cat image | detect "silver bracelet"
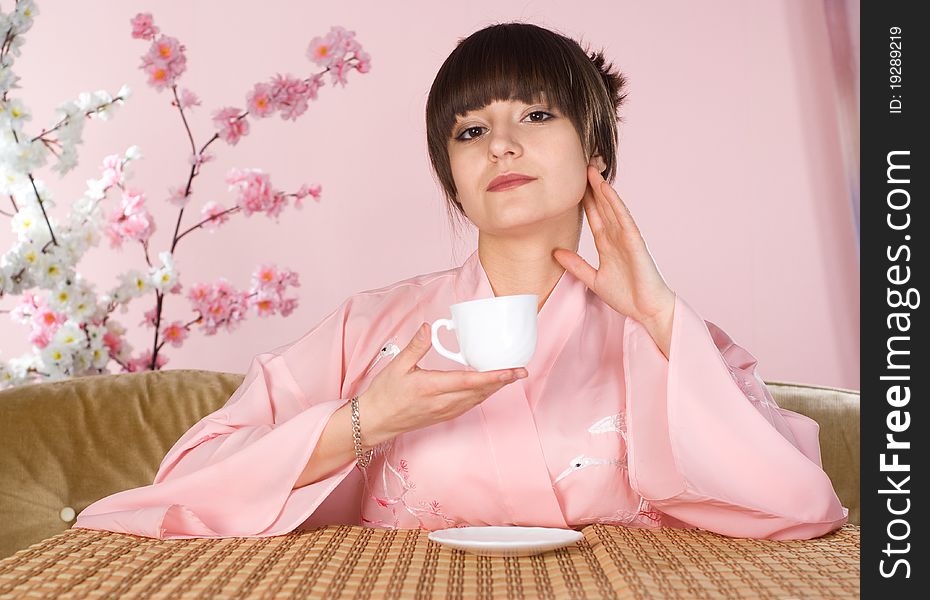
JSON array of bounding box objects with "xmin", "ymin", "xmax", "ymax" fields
[{"xmin": 350, "ymin": 395, "xmax": 373, "ymax": 468}]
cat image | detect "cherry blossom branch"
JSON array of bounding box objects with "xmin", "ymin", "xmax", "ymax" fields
[
  {"xmin": 174, "ymin": 206, "xmax": 241, "ymax": 244},
  {"xmin": 8, "ymin": 128, "xmax": 58, "ymax": 247},
  {"xmin": 149, "ymin": 290, "xmax": 165, "ymax": 370},
  {"xmin": 28, "ymin": 97, "xmax": 128, "ymax": 144},
  {"xmin": 171, "ymin": 85, "xmax": 197, "ymax": 156},
  {"xmin": 140, "ymin": 239, "xmax": 153, "ymax": 268}
]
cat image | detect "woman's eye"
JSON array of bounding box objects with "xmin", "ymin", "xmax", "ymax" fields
[
  {"xmin": 456, "ymin": 126, "xmax": 486, "ymax": 141},
  {"xmin": 526, "ymin": 110, "xmax": 554, "ymax": 123},
  {"xmin": 454, "ymin": 111, "xmax": 554, "ymax": 141}
]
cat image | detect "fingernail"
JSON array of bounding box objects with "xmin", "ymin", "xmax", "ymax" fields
[
  {"xmin": 500, "ymin": 372, "xmax": 515, "ymax": 381},
  {"xmin": 417, "ymin": 323, "xmax": 428, "ymax": 339},
  {"xmin": 515, "ymin": 369, "xmax": 527, "ymax": 378}
]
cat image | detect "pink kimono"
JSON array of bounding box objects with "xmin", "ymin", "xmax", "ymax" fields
[{"xmin": 74, "ymin": 249, "xmax": 849, "ymax": 541}]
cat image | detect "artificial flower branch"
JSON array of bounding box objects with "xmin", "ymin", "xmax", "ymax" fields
[{"xmin": 0, "ymin": 4, "xmax": 370, "ymax": 386}]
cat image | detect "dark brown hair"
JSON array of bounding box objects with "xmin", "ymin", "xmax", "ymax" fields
[{"xmin": 426, "ymin": 22, "xmax": 628, "ymax": 232}]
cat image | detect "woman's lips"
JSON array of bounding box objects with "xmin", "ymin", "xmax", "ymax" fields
[{"xmin": 488, "ymin": 178, "xmax": 536, "ymax": 192}]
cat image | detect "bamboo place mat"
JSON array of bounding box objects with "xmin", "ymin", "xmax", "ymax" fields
[{"xmin": 0, "ymin": 524, "xmax": 859, "ymax": 599}]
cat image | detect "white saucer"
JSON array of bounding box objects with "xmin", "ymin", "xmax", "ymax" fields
[{"xmin": 427, "ymin": 526, "xmax": 584, "ymax": 557}]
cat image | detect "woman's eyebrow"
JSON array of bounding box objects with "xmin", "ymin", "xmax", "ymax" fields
[{"xmin": 458, "ymin": 99, "xmax": 548, "ymax": 119}]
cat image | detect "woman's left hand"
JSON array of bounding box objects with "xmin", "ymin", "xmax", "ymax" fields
[{"xmin": 553, "ymin": 165, "xmax": 676, "ymax": 333}]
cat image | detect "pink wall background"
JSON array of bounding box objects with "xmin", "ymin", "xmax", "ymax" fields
[{"xmin": 0, "ymin": 0, "xmax": 859, "ymax": 390}]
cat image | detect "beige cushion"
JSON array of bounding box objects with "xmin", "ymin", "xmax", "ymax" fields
[
  {"xmin": 0, "ymin": 370, "xmax": 859, "ymax": 559},
  {"xmin": 0, "ymin": 370, "xmax": 243, "ymax": 560},
  {"xmin": 765, "ymin": 380, "xmax": 860, "ymax": 526}
]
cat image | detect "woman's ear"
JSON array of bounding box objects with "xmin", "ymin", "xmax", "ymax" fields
[{"xmin": 589, "ymin": 153, "xmax": 607, "ymax": 172}]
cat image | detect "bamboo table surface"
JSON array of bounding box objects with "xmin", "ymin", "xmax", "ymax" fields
[{"xmin": 0, "ymin": 523, "xmax": 859, "ymax": 599}]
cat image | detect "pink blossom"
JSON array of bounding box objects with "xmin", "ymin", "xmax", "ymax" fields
[
  {"xmin": 253, "ymin": 293, "xmax": 277, "ymax": 317},
  {"xmin": 355, "ymin": 50, "xmax": 372, "ymax": 74},
  {"xmin": 294, "ymin": 183, "xmax": 322, "ymax": 209},
  {"xmin": 139, "ymin": 36, "xmax": 187, "ymax": 91},
  {"xmin": 9, "ymin": 292, "xmax": 36, "ymax": 323},
  {"xmin": 141, "ymin": 62, "xmax": 171, "ymax": 91},
  {"xmin": 125, "ymin": 350, "xmax": 169, "ymax": 372},
  {"xmin": 307, "ymin": 27, "xmax": 350, "ymax": 67},
  {"xmin": 103, "ymin": 331, "xmax": 123, "ymax": 356},
  {"xmin": 100, "ymin": 154, "xmax": 124, "ymax": 187},
  {"xmin": 254, "ymin": 265, "xmax": 278, "ymax": 286},
  {"xmin": 306, "ymin": 35, "xmax": 339, "ymax": 68},
  {"xmin": 106, "ymin": 189, "xmax": 156, "ymax": 248},
  {"xmin": 188, "ymin": 152, "xmax": 215, "ymax": 167},
  {"xmin": 179, "ymin": 88, "xmax": 201, "ymax": 109},
  {"xmin": 212, "ymin": 107, "xmax": 250, "ymax": 145},
  {"xmin": 130, "ymin": 13, "xmax": 159, "ymax": 40},
  {"xmin": 161, "ymin": 321, "xmax": 189, "ymax": 347},
  {"xmin": 246, "ymin": 83, "xmax": 275, "ymax": 118},
  {"xmin": 330, "ymin": 59, "xmax": 352, "ymax": 88},
  {"xmin": 188, "ymin": 283, "xmax": 211, "ymax": 303},
  {"xmin": 247, "ymin": 264, "xmax": 299, "ymax": 318},
  {"xmin": 167, "ymin": 185, "xmax": 189, "ymax": 207},
  {"xmin": 187, "ymin": 279, "xmax": 250, "ymax": 335},
  {"xmin": 226, "ymin": 168, "xmax": 288, "ymax": 218},
  {"xmin": 13, "ymin": 294, "xmax": 68, "ymax": 349},
  {"xmin": 146, "ymin": 37, "xmax": 187, "ymax": 73},
  {"xmin": 267, "ymin": 74, "xmax": 315, "ymax": 121},
  {"xmin": 307, "ymin": 26, "xmax": 369, "ymax": 84},
  {"xmin": 29, "ymin": 329, "xmax": 53, "ymax": 349},
  {"xmin": 200, "ymin": 201, "xmax": 231, "ymax": 230},
  {"xmin": 279, "ymin": 297, "xmax": 297, "ymax": 317},
  {"xmin": 31, "ymin": 308, "xmax": 65, "ymax": 348},
  {"xmin": 122, "ymin": 188, "xmax": 146, "ymax": 214},
  {"xmin": 140, "ymin": 307, "xmax": 158, "ymax": 328}
]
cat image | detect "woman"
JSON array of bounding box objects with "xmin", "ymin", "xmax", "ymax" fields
[{"xmin": 74, "ymin": 22, "xmax": 848, "ymax": 540}]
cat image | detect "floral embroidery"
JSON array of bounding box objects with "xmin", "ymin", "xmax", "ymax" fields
[
  {"xmin": 576, "ymin": 497, "xmax": 663, "ymax": 528},
  {"xmin": 360, "ymin": 441, "xmax": 467, "ymax": 530},
  {"xmin": 636, "ymin": 497, "xmax": 663, "ymax": 523}
]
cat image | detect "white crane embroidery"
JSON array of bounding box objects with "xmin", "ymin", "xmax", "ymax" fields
[
  {"xmin": 364, "ymin": 336, "xmax": 400, "ymax": 376},
  {"xmin": 554, "ymin": 454, "xmax": 626, "ymax": 484},
  {"xmin": 588, "ymin": 412, "xmax": 626, "ymax": 437}
]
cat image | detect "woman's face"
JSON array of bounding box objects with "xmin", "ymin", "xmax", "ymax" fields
[{"xmin": 447, "ymin": 96, "xmax": 605, "ymax": 235}]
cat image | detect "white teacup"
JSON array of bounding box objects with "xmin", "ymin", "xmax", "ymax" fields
[{"xmin": 430, "ymin": 294, "xmax": 538, "ymax": 372}]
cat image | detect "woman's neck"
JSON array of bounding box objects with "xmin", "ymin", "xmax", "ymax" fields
[{"xmin": 477, "ymin": 230, "xmax": 580, "ymax": 313}]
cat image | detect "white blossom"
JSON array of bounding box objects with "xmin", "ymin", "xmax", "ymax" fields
[
  {"xmin": 125, "ymin": 145, "xmax": 143, "ymax": 161},
  {"xmin": 150, "ymin": 251, "xmax": 179, "ymax": 292},
  {"xmin": 10, "ymin": 206, "xmax": 46, "ymax": 241},
  {"xmin": 118, "ymin": 269, "xmax": 153, "ymax": 299},
  {"xmin": 1, "ymin": 98, "xmax": 31, "ymax": 133},
  {"xmin": 39, "ymin": 342, "xmax": 72, "ymax": 374}
]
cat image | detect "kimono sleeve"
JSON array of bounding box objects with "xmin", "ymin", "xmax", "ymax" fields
[
  {"xmin": 73, "ymin": 298, "xmax": 362, "ymax": 540},
  {"xmin": 622, "ymin": 293, "xmax": 849, "ymax": 540}
]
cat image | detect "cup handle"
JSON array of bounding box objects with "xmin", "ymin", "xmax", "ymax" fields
[{"xmin": 431, "ymin": 319, "xmax": 469, "ymax": 367}]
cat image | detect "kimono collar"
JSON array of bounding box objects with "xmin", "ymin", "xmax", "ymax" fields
[{"xmin": 453, "ymin": 249, "xmax": 589, "ymax": 386}]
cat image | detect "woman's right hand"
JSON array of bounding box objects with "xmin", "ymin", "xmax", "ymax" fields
[{"xmin": 358, "ymin": 322, "xmax": 528, "ymax": 446}]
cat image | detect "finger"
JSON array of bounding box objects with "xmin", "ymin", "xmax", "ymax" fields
[
  {"xmin": 602, "ymin": 183, "xmax": 640, "ymax": 232},
  {"xmin": 423, "ymin": 366, "xmax": 527, "ymax": 394},
  {"xmin": 589, "ymin": 166, "xmax": 637, "ymax": 231},
  {"xmin": 581, "ymin": 181, "xmax": 606, "ymax": 235},
  {"xmin": 553, "ymin": 248, "xmax": 597, "ymax": 291},
  {"xmin": 394, "ymin": 322, "xmax": 433, "ymax": 372},
  {"xmin": 436, "ymin": 380, "xmax": 514, "ymax": 407}
]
